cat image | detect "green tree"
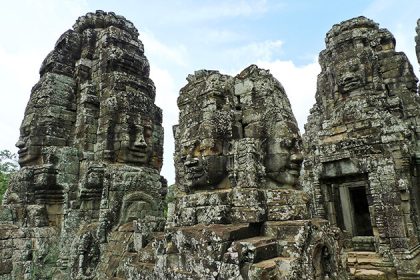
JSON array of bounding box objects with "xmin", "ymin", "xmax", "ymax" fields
[{"xmin": 0, "ymin": 149, "xmax": 18, "ymax": 204}]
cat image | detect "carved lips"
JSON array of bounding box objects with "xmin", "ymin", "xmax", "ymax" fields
[
  {"xmin": 129, "ymin": 147, "xmax": 148, "ymax": 161},
  {"xmin": 184, "ymin": 159, "xmax": 205, "ymax": 180},
  {"xmin": 339, "ymin": 73, "xmax": 361, "ymax": 93}
]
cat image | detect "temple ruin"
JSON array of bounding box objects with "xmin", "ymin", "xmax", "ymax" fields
[
  {"xmin": 157, "ymin": 65, "xmax": 345, "ymax": 279},
  {"xmin": 0, "ymin": 11, "xmax": 420, "ymax": 280},
  {"xmin": 304, "ymin": 16, "xmax": 420, "ymax": 278}
]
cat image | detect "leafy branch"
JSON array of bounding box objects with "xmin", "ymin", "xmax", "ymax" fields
[{"xmin": 0, "ymin": 149, "xmax": 19, "ymax": 204}]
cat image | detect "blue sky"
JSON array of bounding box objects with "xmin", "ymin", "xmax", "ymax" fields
[{"xmin": 1, "ymin": 0, "xmax": 420, "ymax": 183}]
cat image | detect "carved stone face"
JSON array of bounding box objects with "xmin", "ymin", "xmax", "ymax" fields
[
  {"xmin": 15, "ymin": 73, "xmax": 76, "ymax": 167},
  {"xmin": 336, "ymin": 59, "xmax": 365, "ymax": 94},
  {"xmin": 175, "ymin": 71, "xmax": 233, "ymax": 190},
  {"xmin": 181, "ymin": 140, "xmax": 227, "ymax": 188},
  {"xmin": 125, "ymin": 200, "xmax": 150, "ymax": 221},
  {"xmin": 85, "ymin": 166, "xmax": 104, "ymax": 189},
  {"xmin": 16, "ymin": 115, "xmax": 42, "ymax": 166},
  {"xmin": 116, "ymin": 123, "xmax": 153, "ymax": 165},
  {"xmin": 265, "ymin": 135, "xmax": 303, "ymax": 186}
]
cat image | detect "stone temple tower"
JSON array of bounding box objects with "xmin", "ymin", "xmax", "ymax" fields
[
  {"xmin": 0, "ymin": 11, "xmax": 165, "ymax": 279},
  {"xmin": 303, "ymin": 16, "xmax": 420, "ymax": 278},
  {"xmin": 155, "ymin": 65, "xmax": 347, "ymax": 279}
]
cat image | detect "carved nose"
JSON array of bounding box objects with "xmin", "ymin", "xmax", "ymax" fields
[
  {"xmin": 290, "ymin": 152, "xmax": 303, "ymax": 163},
  {"xmin": 15, "ymin": 139, "xmax": 25, "ymax": 148},
  {"xmin": 134, "ymin": 133, "xmax": 147, "ymax": 148}
]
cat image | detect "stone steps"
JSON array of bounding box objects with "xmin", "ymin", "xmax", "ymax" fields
[
  {"xmin": 398, "ymin": 273, "xmax": 420, "ymax": 280},
  {"xmin": 346, "ymin": 251, "xmax": 398, "ymax": 279},
  {"xmin": 248, "ymin": 240, "xmax": 278, "ymax": 263},
  {"xmin": 125, "ymin": 259, "xmax": 155, "ymax": 273},
  {"xmin": 249, "ymin": 256, "xmax": 295, "ymax": 279},
  {"xmin": 264, "ymin": 220, "xmax": 309, "ymax": 240},
  {"xmin": 167, "ymin": 269, "xmax": 202, "ymax": 279},
  {"xmin": 350, "ymin": 269, "xmax": 391, "ymax": 280},
  {"xmin": 264, "ymin": 220, "xmax": 310, "ymax": 258},
  {"xmin": 346, "ymin": 251, "xmax": 394, "ymax": 267},
  {"xmin": 165, "ymin": 222, "xmax": 304, "ymax": 278},
  {"xmin": 229, "ymin": 236, "xmax": 279, "ymax": 263},
  {"xmin": 238, "ymin": 235, "xmax": 276, "ymax": 245},
  {"xmin": 177, "ymin": 223, "xmax": 261, "ymax": 241}
]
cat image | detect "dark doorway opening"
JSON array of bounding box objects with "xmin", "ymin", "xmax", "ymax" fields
[{"xmin": 349, "ymin": 186, "xmax": 373, "ymax": 236}]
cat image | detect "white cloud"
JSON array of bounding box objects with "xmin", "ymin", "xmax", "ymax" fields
[
  {"xmin": 393, "ymin": 25, "xmax": 419, "ymax": 71},
  {"xmin": 256, "ymin": 59, "xmax": 320, "ymax": 132},
  {"xmin": 363, "ymin": 0, "xmax": 420, "ymax": 71},
  {"xmin": 142, "ymin": 30, "xmax": 189, "ymax": 67},
  {"xmin": 0, "ymin": 0, "xmax": 88, "ymax": 155},
  {"xmin": 141, "ymin": 30, "xmax": 192, "ymax": 184},
  {"xmin": 0, "ymin": 48, "xmax": 45, "ymax": 154},
  {"xmin": 226, "ymin": 40, "xmax": 284, "ymax": 62},
  {"xmin": 221, "ymin": 37, "xmax": 319, "ymax": 133}
]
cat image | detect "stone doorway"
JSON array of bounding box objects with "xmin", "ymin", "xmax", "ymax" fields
[
  {"xmin": 323, "ymin": 178, "xmax": 375, "ymax": 250},
  {"xmin": 324, "ymin": 180, "xmax": 373, "ymax": 237},
  {"xmin": 348, "ymin": 185, "xmax": 373, "ymax": 236}
]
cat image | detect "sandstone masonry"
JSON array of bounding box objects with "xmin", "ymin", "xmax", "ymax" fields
[{"xmin": 0, "ymin": 11, "xmax": 420, "ymax": 280}]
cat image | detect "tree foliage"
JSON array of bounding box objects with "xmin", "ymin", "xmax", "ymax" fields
[{"xmin": 0, "ymin": 149, "xmax": 18, "ymax": 204}]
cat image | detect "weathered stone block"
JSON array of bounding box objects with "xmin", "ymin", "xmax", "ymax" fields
[
  {"xmin": 267, "ymin": 204, "xmax": 308, "ymax": 221},
  {"xmin": 196, "ymin": 205, "xmax": 231, "ymax": 224},
  {"xmin": 0, "ymin": 260, "xmax": 13, "ymax": 275},
  {"xmin": 0, "ymin": 248, "xmax": 12, "ymax": 259},
  {"xmin": 0, "ymin": 207, "xmax": 13, "ymax": 223},
  {"xmin": 231, "ymin": 188, "xmax": 265, "ymax": 207},
  {"xmin": 0, "ymin": 225, "xmax": 25, "ymax": 240},
  {"xmin": 230, "ymin": 206, "xmax": 266, "ymax": 223}
]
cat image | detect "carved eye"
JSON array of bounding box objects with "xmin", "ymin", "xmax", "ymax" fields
[
  {"xmin": 295, "ymin": 139, "xmax": 303, "ymax": 149},
  {"xmin": 21, "ymin": 126, "xmax": 30, "ymax": 137},
  {"xmin": 290, "ymin": 138, "xmax": 297, "ymax": 147},
  {"xmin": 349, "ymin": 63, "xmax": 359, "ymax": 72},
  {"xmin": 282, "ymin": 139, "xmax": 292, "ymax": 148},
  {"xmin": 181, "ymin": 146, "xmax": 190, "ymax": 160},
  {"xmin": 193, "ymin": 146, "xmax": 202, "ymax": 157},
  {"xmin": 144, "ymin": 126, "xmax": 153, "ymax": 138}
]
